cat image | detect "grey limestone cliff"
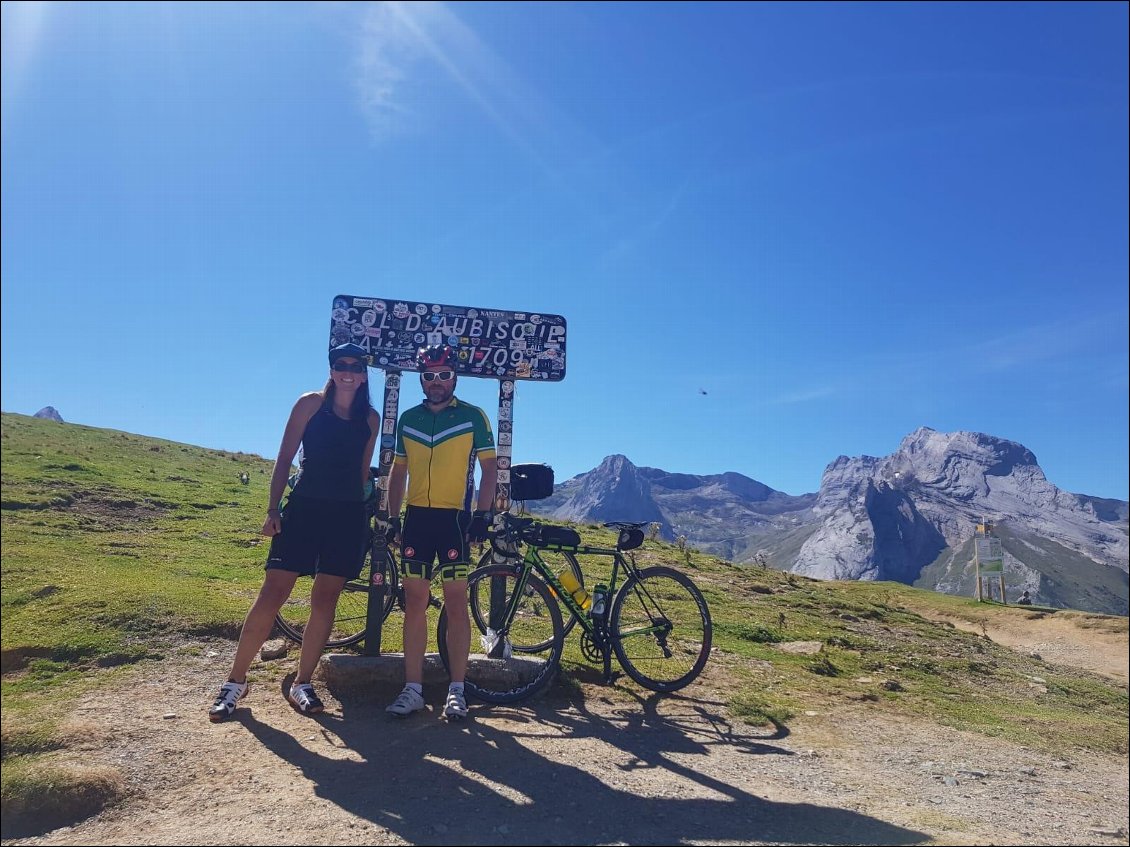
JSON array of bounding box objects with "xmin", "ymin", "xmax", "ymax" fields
[
  {"xmin": 791, "ymin": 427, "xmax": 1128, "ymax": 613},
  {"xmin": 525, "ymin": 428, "xmax": 1127, "ymax": 614}
]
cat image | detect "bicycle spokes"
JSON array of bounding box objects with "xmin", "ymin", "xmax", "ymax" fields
[{"xmin": 610, "ymin": 566, "xmax": 712, "ymax": 692}]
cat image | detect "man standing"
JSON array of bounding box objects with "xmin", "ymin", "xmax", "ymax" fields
[{"xmin": 384, "ymin": 345, "xmax": 497, "ymax": 720}]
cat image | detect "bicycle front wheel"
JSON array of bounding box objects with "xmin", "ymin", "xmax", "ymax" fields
[
  {"xmin": 274, "ymin": 548, "xmax": 396, "ymax": 649},
  {"xmin": 610, "ymin": 565, "xmax": 712, "ymax": 692},
  {"xmin": 437, "ymin": 564, "xmax": 564, "ymax": 703},
  {"xmin": 470, "ymin": 548, "xmax": 580, "ymax": 651}
]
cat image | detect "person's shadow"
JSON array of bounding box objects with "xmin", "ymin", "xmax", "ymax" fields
[{"xmin": 237, "ymin": 679, "xmax": 927, "ymax": 846}]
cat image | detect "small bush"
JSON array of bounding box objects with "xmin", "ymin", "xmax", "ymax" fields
[{"xmin": 807, "ymin": 655, "xmax": 841, "ymax": 677}]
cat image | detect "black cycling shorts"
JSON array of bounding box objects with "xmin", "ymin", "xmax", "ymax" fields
[
  {"xmin": 400, "ymin": 506, "xmax": 470, "ymax": 583},
  {"xmin": 266, "ymin": 495, "xmax": 368, "ymax": 580}
]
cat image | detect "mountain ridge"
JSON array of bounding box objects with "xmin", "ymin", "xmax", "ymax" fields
[{"xmin": 530, "ymin": 427, "xmax": 1128, "ymax": 614}]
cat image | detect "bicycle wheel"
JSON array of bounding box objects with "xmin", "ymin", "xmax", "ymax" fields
[
  {"xmin": 609, "ymin": 565, "xmax": 712, "ymax": 692},
  {"xmin": 469, "ymin": 548, "xmax": 580, "ymax": 650},
  {"xmin": 437, "ymin": 563, "xmax": 564, "ymax": 703},
  {"xmin": 274, "ymin": 548, "xmax": 397, "ymax": 649}
]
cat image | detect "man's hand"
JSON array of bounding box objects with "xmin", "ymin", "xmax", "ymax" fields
[
  {"xmin": 376, "ymin": 515, "xmax": 401, "ymax": 543},
  {"xmin": 467, "ymin": 509, "xmax": 493, "ymax": 543}
]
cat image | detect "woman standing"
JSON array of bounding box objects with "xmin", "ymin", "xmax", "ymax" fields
[{"xmin": 209, "ymin": 343, "xmax": 380, "ymax": 720}]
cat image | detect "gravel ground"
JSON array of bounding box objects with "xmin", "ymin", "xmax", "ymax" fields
[{"xmin": 3, "ymin": 618, "xmax": 1128, "ymax": 847}]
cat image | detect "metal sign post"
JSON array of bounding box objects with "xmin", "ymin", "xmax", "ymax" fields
[
  {"xmin": 363, "ymin": 369, "xmax": 402, "ymax": 655},
  {"xmin": 494, "ymin": 379, "xmax": 515, "ymax": 511},
  {"xmin": 487, "ymin": 379, "xmax": 517, "ymax": 653},
  {"xmin": 329, "ymin": 295, "xmax": 566, "ymax": 657}
]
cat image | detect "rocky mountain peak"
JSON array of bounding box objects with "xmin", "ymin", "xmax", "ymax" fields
[
  {"xmin": 33, "ymin": 406, "xmax": 64, "ymax": 422},
  {"xmin": 535, "ymin": 456, "xmax": 815, "ymax": 556},
  {"xmin": 548, "ymin": 454, "xmax": 665, "ymax": 527},
  {"xmin": 892, "ymin": 428, "xmax": 1042, "ymax": 489},
  {"xmin": 794, "ymin": 428, "xmax": 1127, "ymax": 612}
]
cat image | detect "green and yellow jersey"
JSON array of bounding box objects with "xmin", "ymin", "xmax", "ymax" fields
[{"xmin": 394, "ymin": 398, "xmax": 496, "ymax": 510}]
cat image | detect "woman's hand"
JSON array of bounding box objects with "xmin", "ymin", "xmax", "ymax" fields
[{"xmin": 262, "ymin": 509, "xmax": 282, "ymax": 537}]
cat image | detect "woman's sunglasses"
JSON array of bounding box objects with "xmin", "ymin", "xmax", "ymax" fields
[
  {"xmin": 422, "ymin": 370, "xmax": 455, "ymax": 382},
  {"xmin": 332, "ymin": 361, "xmax": 366, "ymax": 374}
]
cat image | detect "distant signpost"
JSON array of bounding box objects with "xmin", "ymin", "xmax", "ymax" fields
[
  {"xmin": 973, "ymin": 519, "xmax": 1006, "ymax": 602},
  {"xmin": 329, "ymin": 294, "xmax": 567, "ymax": 654}
]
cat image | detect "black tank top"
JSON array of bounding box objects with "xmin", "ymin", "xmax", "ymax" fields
[{"xmin": 291, "ymin": 402, "xmax": 373, "ymax": 502}]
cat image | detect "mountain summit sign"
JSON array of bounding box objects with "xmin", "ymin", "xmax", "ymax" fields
[{"xmin": 330, "ymin": 294, "xmax": 566, "ymax": 382}]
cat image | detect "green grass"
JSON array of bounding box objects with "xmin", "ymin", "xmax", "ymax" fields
[
  {"xmin": 0, "ymin": 755, "xmax": 126, "ymax": 838},
  {"xmin": 2, "ymin": 410, "xmax": 1128, "ymax": 831}
]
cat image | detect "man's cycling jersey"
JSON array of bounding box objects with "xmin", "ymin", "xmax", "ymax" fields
[{"xmin": 394, "ymin": 398, "xmax": 496, "ymax": 511}]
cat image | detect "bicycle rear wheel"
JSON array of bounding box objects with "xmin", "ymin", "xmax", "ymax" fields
[
  {"xmin": 469, "ymin": 548, "xmax": 580, "ymax": 651},
  {"xmin": 437, "ymin": 563, "xmax": 564, "ymax": 703},
  {"xmin": 609, "ymin": 565, "xmax": 712, "ymax": 692},
  {"xmin": 274, "ymin": 548, "xmax": 396, "ymax": 649}
]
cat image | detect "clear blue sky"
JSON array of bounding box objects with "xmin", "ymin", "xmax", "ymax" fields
[{"xmin": 3, "ymin": 2, "xmax": 1127, "ymax": 500}]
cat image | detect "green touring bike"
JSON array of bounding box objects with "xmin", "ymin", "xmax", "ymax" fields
[{"xmin": 436, "ymin": 513, "xmax": 713, "ymax": 703}]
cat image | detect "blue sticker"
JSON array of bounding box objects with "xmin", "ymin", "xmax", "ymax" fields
[
  {"xmin": 381, "ymin": 435, "xmax": 395, "ymax": 448},
  {"xmin": 447, "ymin": 335, "xmax": 459, "ymax": 346}
]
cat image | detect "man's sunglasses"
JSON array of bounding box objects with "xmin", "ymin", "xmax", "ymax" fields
[
  {"xmin": 332, "ymin": 361, "xmax": 366, "ymax": 374},
  {"xmin": 422, "ymin": 370, "xmax": 455, "ymax": 382}
]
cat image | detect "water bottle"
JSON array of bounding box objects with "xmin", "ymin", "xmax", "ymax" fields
[
  {"xmin": 557, "ymin": 568, "xmax": 591, "ymax": 610},
  {"xmin": 590, "ymin": 584, "xmax": 609, "ymax": 618}
]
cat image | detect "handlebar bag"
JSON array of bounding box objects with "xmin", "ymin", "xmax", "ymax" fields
[{"xmin": 510, "ymin": 463, "xmax": 555, "ymax": 501}]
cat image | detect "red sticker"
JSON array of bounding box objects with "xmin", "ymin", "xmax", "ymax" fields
[
  {"xmin": 404, "ymin": 546, "xmax": 415, "ymax": 558},
  {"xmin": 447, "ymin": 548, "xmax": 459, "ymax": 560}
]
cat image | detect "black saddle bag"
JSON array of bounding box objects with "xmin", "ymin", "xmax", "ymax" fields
[
  {"xmin": 617, "ymin": 528, "xmax": 646, "ymax": 550},
  {"xmin": 510, "ymin": 463, "xmax": 555, "ymax": 501}
]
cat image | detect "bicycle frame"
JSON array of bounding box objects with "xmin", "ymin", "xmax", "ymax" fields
[{"xmin": 488, "ymin": 539, "xmax": 643, "ymax": 680}]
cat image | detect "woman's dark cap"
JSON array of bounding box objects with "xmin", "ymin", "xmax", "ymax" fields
[{"xmin": 329, "ymin": 343, "xmax": 369, "ymax": 364}]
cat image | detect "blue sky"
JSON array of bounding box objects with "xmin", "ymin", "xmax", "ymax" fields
[{"xmin": 3, "ymin": 1, "xmax": 1127, "ymax": 500}]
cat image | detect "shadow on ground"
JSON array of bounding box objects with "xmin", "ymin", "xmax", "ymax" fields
[{"xmin": 234, "ymin": 678, "xmax": 928, "ymax": 846}]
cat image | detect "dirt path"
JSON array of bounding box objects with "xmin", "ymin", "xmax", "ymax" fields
[
  {"xmin": 911, "ymin": 607, "xmax": 1129, "ymax": 686},
  {"xmin": 4, "ymin": 616, "xmax": 1128, "ymax": 847}
]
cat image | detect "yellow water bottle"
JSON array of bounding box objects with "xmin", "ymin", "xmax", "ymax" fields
[{"xmin": 557, "ymin": 568, "xmax": 591, "ymax": 610}]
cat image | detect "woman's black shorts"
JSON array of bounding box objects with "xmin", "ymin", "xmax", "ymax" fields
[{"xmin": 266, "ymin": 495, "xmax": 368, "ymax": 580}]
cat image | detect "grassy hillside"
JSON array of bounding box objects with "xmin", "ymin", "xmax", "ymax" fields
[
  {"xmin": 2, "ymin": 411, "xmax": 1127, "ymax": 830},
  {"xmin": 2, "ymin": 413, "xmax": 275, "ymax": 679}
]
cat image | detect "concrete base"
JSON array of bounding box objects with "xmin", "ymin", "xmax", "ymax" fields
[
  {"xmin": 318, "ymin": 652, "xmax": 554, "ymax": 695},
  {"xmin": 318, "ymin": 652, "xmax": 446, "ymax": 692}
]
